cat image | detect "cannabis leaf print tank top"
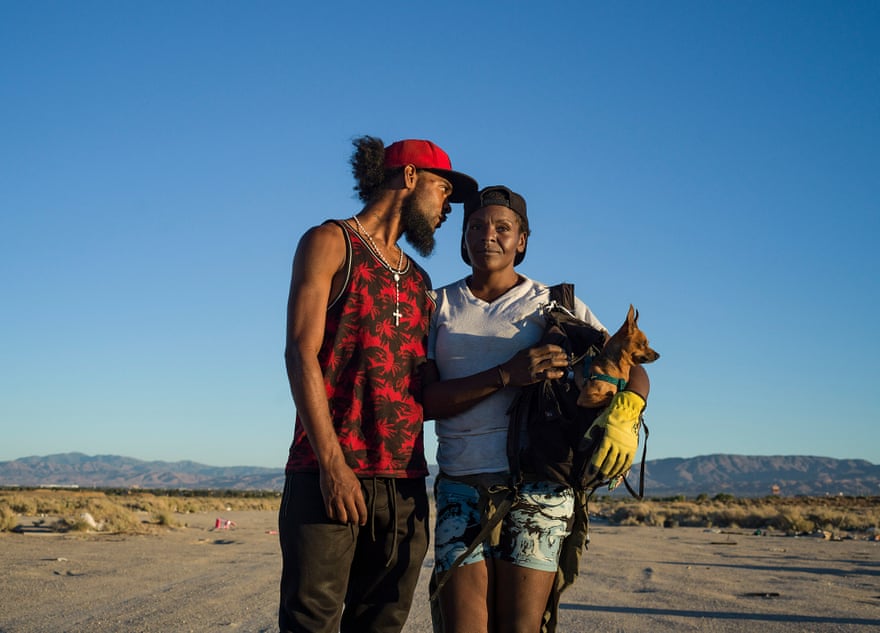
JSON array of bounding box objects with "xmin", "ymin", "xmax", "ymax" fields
[{"xmin": 285, "ymin": 220, "xmax": 432, "ymax": 477}]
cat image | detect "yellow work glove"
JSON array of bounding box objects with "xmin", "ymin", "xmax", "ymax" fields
[{"xmin": 583, "ymin": 390, "xmax": 645, "ymax": 481}]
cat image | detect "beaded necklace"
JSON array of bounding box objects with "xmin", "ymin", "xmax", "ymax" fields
[{"xmin": 352, "ymin": 216, "xmax": 406, "ymax": 326}]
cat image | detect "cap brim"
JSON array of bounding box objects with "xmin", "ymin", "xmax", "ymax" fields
[{"xmin": 425, "ymin": 169, "xmax": 479, "ymax": 203}]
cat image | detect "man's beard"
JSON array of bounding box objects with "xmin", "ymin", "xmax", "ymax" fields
[{"xmin": 400, "ymin": 189, "xmax": 437, "ymax": 257}]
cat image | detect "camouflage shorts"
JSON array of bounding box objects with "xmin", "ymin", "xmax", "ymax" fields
[{"xmin": 434, "ymin": 477, "xmax": 575, "ymax": 573}]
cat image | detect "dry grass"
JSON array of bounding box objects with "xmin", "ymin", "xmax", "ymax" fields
[
  {"xmin": 589, "ymin": 494, "xmax": 880, "ymax": 536},
  {"xmin": 0, "ymin": 488, "xmax": 281, "ymax": 534},
  {"xmin": 3, "ymin": 488, "xmax": 878, "ymax": 537},
  {"xmin": 0, "ymin": 503, "xmax": 19, "ymax": 532}
]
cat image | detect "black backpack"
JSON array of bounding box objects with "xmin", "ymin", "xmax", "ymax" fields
[{"xmin": 507, "ymin": 283, "xmax": 648, "ymax": 496}]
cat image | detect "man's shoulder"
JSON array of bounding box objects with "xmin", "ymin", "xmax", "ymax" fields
[
  {"xmin": 291, "ymin": 221, "xmax": 352, "ymax": 274},
  {"xmin": 297, "ymin": 219, "xmax": 348, "ymax": 246},
  {"xmin": 308, "ymin": 218, "xmax": 348, "ymax": 236}
]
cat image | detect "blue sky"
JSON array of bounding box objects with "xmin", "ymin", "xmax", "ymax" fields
[{"xmin": 2, "ymin": 1, "xmax": 878, "ymax": 469}]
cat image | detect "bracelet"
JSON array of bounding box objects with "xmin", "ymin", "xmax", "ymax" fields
[{"xmin": 495, "ymin": 365, "xmax": 508, "ymax": 389}]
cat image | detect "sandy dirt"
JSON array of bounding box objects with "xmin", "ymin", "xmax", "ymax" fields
[{"xmin": 1, "ymin": 511, "xmax": 878, "ymax": 632}]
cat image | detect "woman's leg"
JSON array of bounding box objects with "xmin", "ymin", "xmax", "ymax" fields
[
  {"xmin": 494, "ymin": 481, "xmax": 575, "ymax": 633},
  {"xmin": 439, "ymin": 559, "xmax": 494, "ymax": 633},
  {"xmin": 494, "ymin": 560, "xmax": 555, "ymax": 633},
  {"xmin": 433, "ymin": 477, "xmax": 497, "ymax": 633}
]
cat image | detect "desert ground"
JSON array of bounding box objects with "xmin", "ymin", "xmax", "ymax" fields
[{"xmin": 1, "ymin": 510, "xmax": 878, "ymax": 633}]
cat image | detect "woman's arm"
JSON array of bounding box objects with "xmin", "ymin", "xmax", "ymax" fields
[
  {"xmin": 625, "ymin": 364, "xmax": 650, "ymax": 401},
  {"xmin": 422, "ymin": 344, "xmax": 570, "ymax": 419}
]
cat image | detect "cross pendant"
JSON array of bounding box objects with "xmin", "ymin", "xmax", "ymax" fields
[{"xmin": 393, "ymin": 309, "xmax": 402, "ymax": 326}]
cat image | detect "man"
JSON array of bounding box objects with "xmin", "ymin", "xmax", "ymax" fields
[{"xmin": 279, "ymin": 136, "xmax": 478, "ymax": 633}]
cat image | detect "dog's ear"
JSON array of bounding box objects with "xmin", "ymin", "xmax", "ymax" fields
[{"xmin": 626, "ymin": 304, "xmax": 638, "ymax": 327}]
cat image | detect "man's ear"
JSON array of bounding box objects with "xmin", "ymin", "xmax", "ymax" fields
[{"xmin": 403, "ymin": 164, "xmax": 418, "ymax": 190}]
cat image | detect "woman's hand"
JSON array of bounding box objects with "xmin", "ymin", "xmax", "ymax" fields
[{"xmin": 500, "ymin": 344, "xmax": 570, "ymax": 387}]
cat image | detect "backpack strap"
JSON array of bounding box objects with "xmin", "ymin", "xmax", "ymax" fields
[
  {"xmin": 549, "ymin": 282, "xmax": 575, "ymax": 311},
  {"xmin": 619, "ymin": 418, "xmax": 649, "ymax": 499},
  {"xmin": 506, "ymin": 282, "xmax": 576, "ymax": 489}
]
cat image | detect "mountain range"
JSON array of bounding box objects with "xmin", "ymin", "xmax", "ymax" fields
[
  {"xmin": 1, "ymin": 453, "xmax": 878, "ymax": 497},
  {"xmin": 628, "ymin": 454, "xmax": 880, "ymax": 497}
]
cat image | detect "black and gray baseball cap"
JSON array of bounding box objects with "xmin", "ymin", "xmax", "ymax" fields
[{"xmin": 461, "ymin": 185, "xmax": 530, "ymax": 265}]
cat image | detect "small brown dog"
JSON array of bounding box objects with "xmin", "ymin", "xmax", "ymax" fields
[{"xmin": 576, "ymin": 305, "xmax": 660, "ymax": 408}]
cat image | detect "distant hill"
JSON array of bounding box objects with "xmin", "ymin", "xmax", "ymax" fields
[
  {"xmin": 1, "ymin": 453, "xmax": 878, "ymax": 497},
  {"xmin": 629, "ymin": 454, "xmax": 880, "ymax": 497},
  {"xmin": 0, "ymin": 453, "xmax": 285, "ymax": 491}
]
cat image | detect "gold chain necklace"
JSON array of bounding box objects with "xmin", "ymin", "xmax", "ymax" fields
[{"xmin": 351, "ymin": 216, "xmax": 405, "ymax": 326}]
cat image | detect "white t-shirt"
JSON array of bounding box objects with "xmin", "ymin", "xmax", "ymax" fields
[{"xmin": 427, "ymin": 276, "xmax": 605, "ymax": 476}]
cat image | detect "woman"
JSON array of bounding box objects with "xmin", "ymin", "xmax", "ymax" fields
[{"xmin": 422, "ymin": 185, "xmax": 649, "ymax": 633}]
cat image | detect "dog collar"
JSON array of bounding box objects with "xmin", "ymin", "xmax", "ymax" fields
[{"xmin": 589, "ymin": 373, "xmax": 627, "ymax": 391}]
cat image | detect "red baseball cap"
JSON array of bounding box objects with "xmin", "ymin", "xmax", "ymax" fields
[{"xmin": 384, "ymin": 139, "xmax": 478, "ymax": 203}]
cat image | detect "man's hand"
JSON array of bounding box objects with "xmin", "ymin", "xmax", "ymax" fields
[
  {"xmin": 319, "ymin": 457, "xmax": 367, "ymax": 525},
  {"xmin": 582, "ymin": 390, "xmax": 645, "ymax": 481}
]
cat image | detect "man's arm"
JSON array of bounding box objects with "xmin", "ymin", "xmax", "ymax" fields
[{"xmin": 285, "ymin": 223, "xmax": 367, "ymax": 525}]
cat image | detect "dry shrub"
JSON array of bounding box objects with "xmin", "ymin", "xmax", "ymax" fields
[
  {"xmin": 0, "ymin": 504, "xmax": 20, "ymax": 531},
  {"xmin": 60, "ymin": 495, "xmax": 145, "ymax": 533},
  {"xmin": 153, "ymin": 511, "xmax": 178, "ymax": 527},
  {"xmin": 0, "ymin": 489, "xmax": 281, "ymax": 533},
  {"xmin": 0, "ymin": 491, "xmax": 144, "ymax": 533},
  {"xmin": 776, "ymin": 508, "xmax": 815, "ymax": 534},
  {"xmin": 610, "ymin": 502, "xmax": 667, "ymax": 526},
  {"xmin": 833, "ymin": 510, "xmax": 871, "ymax": 532},
  {"xmin": 3, "ymin": 494, "xmax": 37, "ymax": 515},
  {"xmin": 590, "ymin": 495, "xmax": 879, "ymax": 535},
  {"xmin": 121, "ymin": 492, "xmax": 279, "ymax": 514}
]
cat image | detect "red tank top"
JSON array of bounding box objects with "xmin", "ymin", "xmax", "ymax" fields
[{"xmin": 285, "ymin": 220, "xmax": 432, "ymax": 477}]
